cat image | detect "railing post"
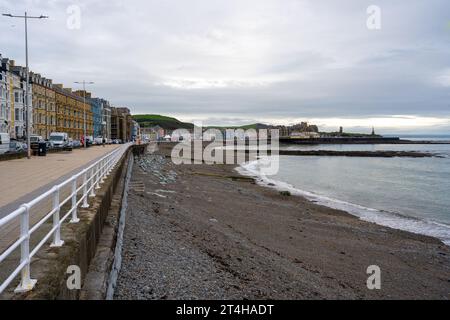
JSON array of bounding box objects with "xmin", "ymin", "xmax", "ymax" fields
[
  {"xmin": 109, "ymin": 152, "xmax": 115, "ymax": 173},
  {"xmin": 100, "ymin": 158, "xmax": 106, "ymax": 183},
  {"xmin": 109, "ymin": 158, "xmax": 114, "ymax": 173},
  {"xmin": 70, "ymin": 178, "xmax": 80, "ymax": 223},
  {"xmin": 89, "ymin": 167, "xmax": 96, "ymax": 197},
  {"xmin": 14, "ymin": 204, "xmax": 37, "ymax": 293},
  {"xmin": 104, "ymin": 157, "xmax": 109, "ymax": 174},
  {"xmin": 50, "ymin": 186, "xmax": 64, "ymax": 247},
  {"xmin": 81, "ymin": 169, "xmax": 89, "ymax": 208},
  {"xmin": 105, "ymin": 157, "xmax": 110, "ymax": 176},
  {"xmin": 107, "ymin": 156, "xmax": 113, "ymax": 174},
  {"xmin": 95, "ymin": 163, "xmax": 101, "ymax": 189}
]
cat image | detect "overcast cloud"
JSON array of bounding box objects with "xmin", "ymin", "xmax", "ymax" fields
[{"xmin": 1, "ymin": 0, "xmax": 449, "ymax": 133}]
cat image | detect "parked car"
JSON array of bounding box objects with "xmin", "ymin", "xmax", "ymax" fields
[
  {"xmin": 72, "ymin": 140, "xmax": 82, "ymax": 148},
  {"xmin": 0, "ymin": 133, "xmax": 11, "ymax": 155},
  {"xmin": 94, "ymin": 137, "xmax": 104, "ymax": 145},
  {"xmin": 9, "ymin": 141, "xmax": 27, "ymax": 153},
  {"xmin": 86, "ymin": 136, "xmax": 93, "ymax": 147},
  {"xmin": 49, "ymin": 132, "xmax": 70, "ymax": 149},
  {"xmin": 29, "ymin": 135, "xmax": 43, "ymax": 151}
]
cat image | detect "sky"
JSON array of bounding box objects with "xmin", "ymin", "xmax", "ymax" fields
[{"xmin": 0, "ymin": 0, "xmax": 449, "ymax": 134}]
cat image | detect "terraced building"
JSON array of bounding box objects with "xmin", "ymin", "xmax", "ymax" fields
[{"xmin": 54, "ymin": 85, "xmax": 93, "ymax": 140}]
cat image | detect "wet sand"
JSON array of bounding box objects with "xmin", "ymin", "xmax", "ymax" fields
[{"xmin": 115, "ymin": 144, "xmax": 450, "ymax": 300}]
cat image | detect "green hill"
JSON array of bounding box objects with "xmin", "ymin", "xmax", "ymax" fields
[
  {"xmin": 133, "ymin": 114, "xmax": 270, "ymax": 131},
  {"xmin": 132, "ymin": 114, "xmax": 194, "ymax": 130},
  {"xmin": 206, "ymin": 123, "xmax": 270, "ymax": 130}
]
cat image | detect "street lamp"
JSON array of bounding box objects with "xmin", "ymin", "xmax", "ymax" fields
[
  {"xmin": 2, "ymin": 12, "xmax": 48, "ymax": 159},
  {"xmin": 74, "ymin": 81, "xmax": 94, "ymax": 148}
]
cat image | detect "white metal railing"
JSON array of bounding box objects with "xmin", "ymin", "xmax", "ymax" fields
[{"xmin": 0, "ymin": 143, "xmax": 131, "ymax": 294}]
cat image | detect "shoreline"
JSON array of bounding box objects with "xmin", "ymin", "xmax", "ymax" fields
[
  {"xmin": 115, "ymin": 144, "xmax": 450, "ymax": 299},
  {"xmin": 236, "ymin": 160, "xmax": 450, "ymax": 246},
  {"xmin": 279, "ymin": 138, "xmax": 450, "ymax": 145},
  {"xmin": 260, "ymin": 149, "xmax": 438, "ymax": 157},
  {"xmin": 161, "ymin": 141, "xmax": 450, "ymax": 245}
]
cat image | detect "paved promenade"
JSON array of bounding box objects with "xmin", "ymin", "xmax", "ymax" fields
[
  {"xmin": 0, "ymin": 144, "xmax": 125, "ymax": 292},
  {"xmin": 0, "ymin": 144, "xmax": 120, "ymax": 219},
  {"xmin": 0, "ymin": 143, "xmax": 121, "ymax": 268}
]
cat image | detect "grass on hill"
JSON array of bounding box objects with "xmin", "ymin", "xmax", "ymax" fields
[
  {"xmin": 133, "ymin": 114, "xmax": 270, "ymax": 131},
  {"xmin": 132, "ymin": 114, "xmax": 194, "ymax": 130},
  {"xmin": 205, "ymin": 123, "xmax": 270, "ymax": 130}
]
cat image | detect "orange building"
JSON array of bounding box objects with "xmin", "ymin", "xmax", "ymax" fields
[
  {"xmin": 30, "ymin": 73, "xmax": 56, "ymax": 139},
  {"xmin": 53, "ymin": 85, "xmax": 93, "ymax": 140}
]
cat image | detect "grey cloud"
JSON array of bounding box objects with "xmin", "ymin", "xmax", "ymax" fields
[{"xmin": 1, "ymin": 0, "xmax": 449, "ymax": 132}]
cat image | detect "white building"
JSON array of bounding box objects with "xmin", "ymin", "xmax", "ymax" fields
[
  {"xmin": 10, "ymin": 66, "xmax": 26, "ymax": 138},
  {"xmin": 290, "ymin": 131, "xmax": 320, "ymax": 139},
  {"xmin": 0, "ymin": 56, "xmax": 29, "ymax": 139},
  {"xmin": 102, "ymin": 99, "xmax": 111, "ymax": 141},
  {"xmin": 13, "ymin": 64, "xmax": 32, "ymax": 139},
  {"xmin": 0, "ymin": 55, "xmax": 11, "ymax": 134}
]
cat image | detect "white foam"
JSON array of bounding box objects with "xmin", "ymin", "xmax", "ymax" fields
[{"xmin": 237, "ymin": 159, "xmax": 450, "ymax": 246}]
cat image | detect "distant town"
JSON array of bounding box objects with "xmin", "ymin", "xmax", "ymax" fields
[
  {"xmin": 1, "ymin": 51, "xmax": 387, "ymax": 156},
  {"xmin": 135, "ymin": 114, "xmax": 383, "ymax": 143}
]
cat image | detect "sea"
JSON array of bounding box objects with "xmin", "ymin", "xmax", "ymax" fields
[{"xmin": 237, "ymin": 135, "xmax": 450, "ymax": 245}]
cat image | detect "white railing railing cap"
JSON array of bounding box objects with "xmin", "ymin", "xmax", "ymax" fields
[{"xmin": 0, "ymin": 206, "xmax": 26, "ymax": 227}]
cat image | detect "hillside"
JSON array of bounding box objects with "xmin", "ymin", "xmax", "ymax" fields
[
  {"xmin": 132, "ymin": 114, "xmax": 194, "ymax": 130},
  {"xmin": 133, "ymin": 114, "xmax": 271, "ymax": 131},
  {"xmin": 206, "ymin": 123, "xmax": 270, "ymax": 130}
]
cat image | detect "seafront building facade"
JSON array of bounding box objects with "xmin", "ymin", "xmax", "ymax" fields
[
  {"xmin": 0, "ymin": 53, "xmax": 134, "ymax": 142},
  {"xmin": 0, "ymin": 56, "xmax": 11, "ymax": 135},
  {"xmin": 140, "ymin": 125, "xmax": 168, "ymax": 141},
  {"xmin": 101, "ymin": 99, "xmax": 111, "ymax": 141},
  {"xmin": 30, "ymin": 72, "xmax": 57, "ymax": 139},
  {"xmin": 111, "ymin": 107, "xmax": 133, "ymax": 142},
  {"xmin": 10, "ymin": 67, "xmax": 26, "ymax": 139},
  {"xmin": 131, "ymin": 120, "xmax": 140, "ymax": 140},
  {"xmin": 118, "ymin": 107, "xmax": 132, "ymax": 141},
  {"xmin": 1, "ymin": 58, "xmax": 28, "ymax": 139},
  {"xmin": 89, "ymin": 97, "xmax": 112, "ymax": 141},
  {"xmin": 73, "ymin": 90, "xmax": 95, "ymax": 139},
  {"xmin": 89, "ymin": 97, "xmax": 104, "ymax": 138},
  {"xmin": 54, "ymin": 85, "xmax": 93, "ymax": 140},
  {"xmin": 11, "ymin": 64, "xmax": 30, "ymax": 139}
]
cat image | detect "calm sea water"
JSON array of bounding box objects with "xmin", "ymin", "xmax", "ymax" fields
[{"xmin": 238, "ymin": 136, "xmax": 450, "ymax": 245}]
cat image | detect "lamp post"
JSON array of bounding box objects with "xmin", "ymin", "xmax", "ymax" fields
[
  {"xmin": 74, "ymin": 81, "xmax": 94, "ymax": 148},
  {"xmin": 2, "ymin": 12, "xmax": 48, "ymax": 159},
  {"xmin": 102, "ymin": 120, "xmax": 106, "ymax": 147}
]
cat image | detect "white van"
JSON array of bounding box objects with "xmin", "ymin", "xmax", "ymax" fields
[
  {"xmin": 94, "ymin": 137, "xmax": 104, "ymax": 145},
  {"xmin": 49, "ymin": 132, "xmax": 69, "ymax": 149},
  {"xmin": 0, "ymin": 133, "xmax": 11, "ymax": 155}
]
